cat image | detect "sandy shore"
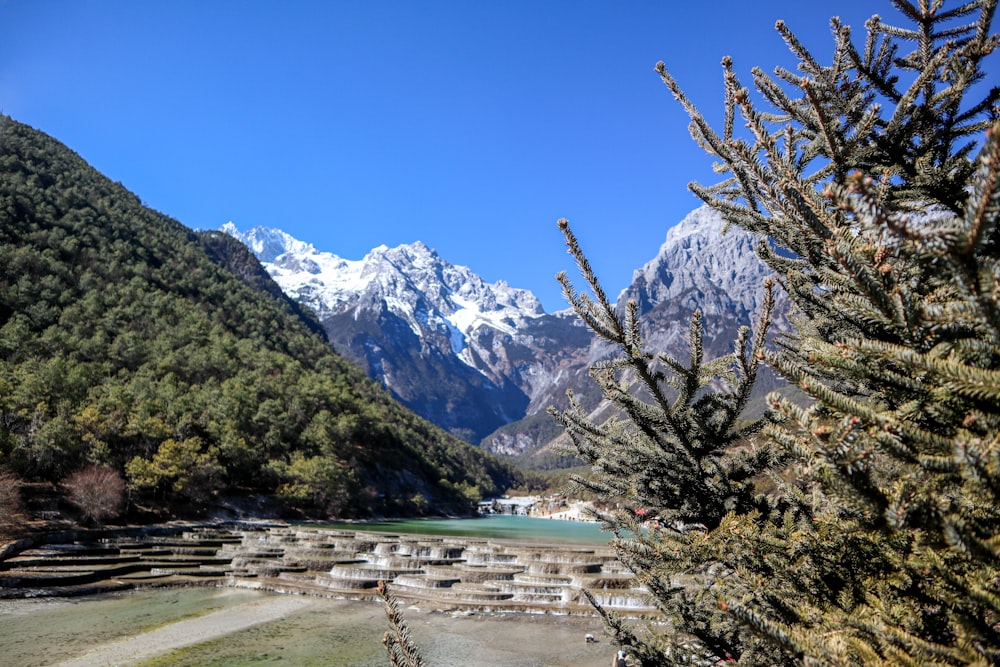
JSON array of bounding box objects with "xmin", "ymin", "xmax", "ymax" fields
[{"xmin": 535, "ymin": 502, "xmax": 600, "ymax": 522}]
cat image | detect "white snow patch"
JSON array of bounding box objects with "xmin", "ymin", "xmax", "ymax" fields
[{"xmin": 446, "ymin": 295, "xmax": 517, "ymax": 336}]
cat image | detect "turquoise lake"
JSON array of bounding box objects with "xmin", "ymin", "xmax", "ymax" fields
[{"xmin": 324, "ymin": 515, "xmax": 613, "ymax": 545}]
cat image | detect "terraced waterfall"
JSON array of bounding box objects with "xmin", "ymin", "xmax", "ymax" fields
[{"xmin": 0, "ymin": 525, "xmax": 656, "ymax": 617}]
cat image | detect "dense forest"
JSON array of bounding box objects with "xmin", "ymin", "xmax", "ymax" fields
[{"xmin": 0, "ymin": 116, "xmax": 525, "ymax": 523}]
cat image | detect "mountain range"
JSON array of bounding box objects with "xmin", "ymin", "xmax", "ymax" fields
[
  {"xmin": 223, "ymin": 204, "xmax": 785, "ymax": 463},
  {"xmin": 0, "ymin": 117, "xmax": 522, "ymax": 520}
]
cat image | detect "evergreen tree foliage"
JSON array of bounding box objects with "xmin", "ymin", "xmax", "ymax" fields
[
  {"xmin": 552, "ymin": 222, "xmax": 789, "ymax": 666},
  {"xmin": 0, "ymin": 116, "xmax": 523, "ymax": 519},
  {"xmin": 557, "ymin": 1, "xmax": 999, "ymax": 664}
]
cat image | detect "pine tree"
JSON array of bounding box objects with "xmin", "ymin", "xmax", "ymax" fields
[
  {"xmin": 557, "ymin": 1, "xmax": 999, "ymax": 664},
  {"xmin": 550, "ymin": 220, "xmax": 780, "ymax": 664},
  {"xmin": 551, "ymin": 220, "xmax": 783, "ymax": 664}
]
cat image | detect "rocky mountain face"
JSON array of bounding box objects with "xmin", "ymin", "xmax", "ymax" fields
[
  {"xmin": 619, "ymin": 204, "xmax": 782, "ymax": 361},
  {"xmin": 222, "ymin": 205, "xmax": 783, "ymax": 460},
  {"xmin": 483, "ymin": 205, "xmax": 786, "ymax": 461}
]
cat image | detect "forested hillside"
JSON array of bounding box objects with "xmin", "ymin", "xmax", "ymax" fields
[{"xmin": 0, "ymin": 116, "xmax": 523, "ymax": 522}]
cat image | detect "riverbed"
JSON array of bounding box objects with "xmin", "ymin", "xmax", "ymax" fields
[{"xmin": 1, "ymin": 586, "xmax": 616, "ymax": 666}]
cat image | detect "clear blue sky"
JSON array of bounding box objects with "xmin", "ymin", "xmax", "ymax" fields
[{"xmin": 3, "ymin": 1, "xmax": 916, "ymax": 312}]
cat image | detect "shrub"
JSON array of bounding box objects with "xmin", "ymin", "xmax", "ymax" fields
[{"xmin": 64, "ymin": 465, "xmax": 125, "ymax": 525}]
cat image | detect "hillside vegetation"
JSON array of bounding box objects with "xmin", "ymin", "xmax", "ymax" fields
[{"xmin": 0, "ymin": 117, "xmax": 524, "ymax": 523}]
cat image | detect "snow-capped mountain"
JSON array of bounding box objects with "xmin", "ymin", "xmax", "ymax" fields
[
  {"xmin": 221, "ymin": 205, "xmax": 784, "ymax": 457},
  {"xmin": 221, "ymin": 223, "xmax": 544, "ymax": 346},
  {"xmin": 220, "ymin": 222, "xmax": 588, "ymax": 443}
]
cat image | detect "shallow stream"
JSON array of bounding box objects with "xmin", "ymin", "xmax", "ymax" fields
[{"xmin": 1, "ymin": 586, "xmax": 615, "ymax": 666}]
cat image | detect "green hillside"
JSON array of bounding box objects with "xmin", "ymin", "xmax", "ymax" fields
[{"xmin": 0, "ymin": 116, "xmax": 524, "ymax": 521}]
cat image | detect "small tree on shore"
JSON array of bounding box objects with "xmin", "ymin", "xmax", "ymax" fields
[{"xmin": 64, "ymin": 464, "xmax": 125, "ymax": 525}]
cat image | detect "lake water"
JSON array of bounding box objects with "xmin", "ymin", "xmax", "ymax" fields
[{"xmin": 325, "ymin": 515, "xmax": 613, "ymax": 546}]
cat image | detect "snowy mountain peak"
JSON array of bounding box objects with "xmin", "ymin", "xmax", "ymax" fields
[
  {"xmin": 220, "ymin": 222, "xmax": 546, "ymax": 348},
  {"xmin": 219, "ymin": 207, "xmax": 780, "ymax": 451},
  {"xmin": 221, "ymin": 222, "xmax": 317, "ymax": 263}
]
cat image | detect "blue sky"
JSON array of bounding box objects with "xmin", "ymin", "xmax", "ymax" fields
[{"xmin": 3, "ymin": 1, "xmax": 913, "ymax": 312}]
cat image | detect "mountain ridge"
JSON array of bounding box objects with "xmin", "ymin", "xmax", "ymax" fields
[{"xmin": 222, "ymin": 204, "xmax": 783, "ymax": 459}]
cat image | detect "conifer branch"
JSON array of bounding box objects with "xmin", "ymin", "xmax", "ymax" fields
[{"xmin": 378, "ymin": 579, "xmax": 425, "ymax": 667}]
